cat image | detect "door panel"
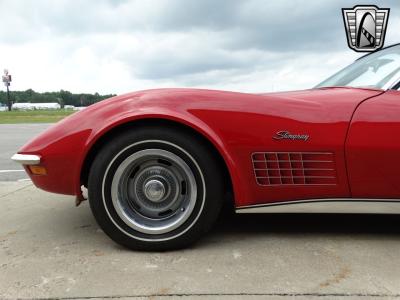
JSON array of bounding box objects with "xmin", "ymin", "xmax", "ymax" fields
[{"xmin": 346, "ymin": 90, "xmax": 400, "ymax": 198}]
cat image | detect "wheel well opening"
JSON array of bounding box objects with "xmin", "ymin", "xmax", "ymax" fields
[{"xmin": 80, "ymin": 119, "xmax": 234, "ymax": 205}]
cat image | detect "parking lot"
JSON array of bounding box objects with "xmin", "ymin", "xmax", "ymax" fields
[{"xmin": 1, "ymin": 124, "xmax": 400, "ymax": 299}]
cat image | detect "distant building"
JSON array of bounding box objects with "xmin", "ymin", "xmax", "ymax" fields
[
  {"xmin": 73, "ymin": 106, "xmax": 87, "ymax": 111},
  {"xmin": 12, "ymin": 103, "xmax": 61, "ymax": 110}
]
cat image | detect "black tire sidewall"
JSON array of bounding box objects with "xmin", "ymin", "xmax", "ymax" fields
[{"xmin": 88, "ymin": 126, "xmax": 224, "ymax": 250}]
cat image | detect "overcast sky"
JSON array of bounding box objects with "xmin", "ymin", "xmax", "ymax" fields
[{"xmin": 0, "ymin": 0, "xmax": 399, "ymax": 95}]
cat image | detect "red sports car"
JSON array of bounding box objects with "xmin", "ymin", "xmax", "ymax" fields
[{"xmin": 12, "ymin": 44, "xmax": 400, "ymax": 250}]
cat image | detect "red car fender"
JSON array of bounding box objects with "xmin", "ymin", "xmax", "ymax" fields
[{"xmin": 75, "ymin": 112, "xmax": 245, "ymax": 206}]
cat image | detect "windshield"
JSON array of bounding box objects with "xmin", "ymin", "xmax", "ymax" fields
[{"xmin": 315, "ymin": 45, "xmax": 400, "ymax": 90}]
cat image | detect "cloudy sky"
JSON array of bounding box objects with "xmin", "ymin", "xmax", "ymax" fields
[{"xmin": 0, "ymin": 0, "xmax": 399, "ymax": 95}]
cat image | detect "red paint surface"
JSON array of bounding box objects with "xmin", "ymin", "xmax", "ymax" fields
[
  {"xmin": 19, "ymin": 87, "xmax": 394, "ymax": 207},
  {"xmin": 346, "ymin": 89, "xmax": 400, "ymax": 198}
]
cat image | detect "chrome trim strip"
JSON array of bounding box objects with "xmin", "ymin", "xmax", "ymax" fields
[
  {"xmin": 385, "ymin": 75, "xmax": 400, "ymax": 90},
  {"xmin": 236, "ymin": 198, "xmax": 400, "ymax": 214},
  {"xmin": 252, "ymin": 151, "xmax": 332, "ymax": 155},
  {"xmin": 11, "ymin": 154, "xmax": 41, "ymax": 165},
  {"xmin": 390, "ymin": 79, "xmax": 400, "ymax": 90}
]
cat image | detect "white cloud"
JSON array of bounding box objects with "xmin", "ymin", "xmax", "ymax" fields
[{"xmin": 0, "ymin": 0, "xmax": 398, "ymax": 94}]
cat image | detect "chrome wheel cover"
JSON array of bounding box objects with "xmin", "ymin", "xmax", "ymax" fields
[{"xmin": 110, "ymin": 149, "xmax": 197, "ymax": 235}]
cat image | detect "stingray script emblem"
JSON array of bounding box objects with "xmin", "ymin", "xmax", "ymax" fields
[{"xmin": 273, "ymin": 131, "xmax": 309, "ymax": 141}]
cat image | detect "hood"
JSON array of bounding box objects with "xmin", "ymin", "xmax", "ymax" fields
[{"xmin": 19, "ymin": 87, "xmax": 383, "ymax": 153}]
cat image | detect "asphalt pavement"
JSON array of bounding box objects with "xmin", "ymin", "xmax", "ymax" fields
[
  {"xmin": 0, "ymin": 123, "xmax": 50, "ymax": 181},
  {"xmin": 1, "ymin": 124, "xmax": 400, "ymax": 299}
]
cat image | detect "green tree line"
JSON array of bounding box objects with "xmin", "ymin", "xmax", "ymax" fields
[{"xmin": 0, "ymin": 89, "xmax": 116, "ymax": 107}]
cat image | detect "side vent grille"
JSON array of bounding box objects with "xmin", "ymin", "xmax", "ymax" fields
[{"xmin": 251, "ymin": 152, "xmax": 337, "ymax": 186}]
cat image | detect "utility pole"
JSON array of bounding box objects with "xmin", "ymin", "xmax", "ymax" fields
[{"xmin": 2, "ymin": 69, "xmax": 12, "ymax": 111}]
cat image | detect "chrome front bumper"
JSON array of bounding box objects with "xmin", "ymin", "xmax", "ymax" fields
[{"xmin": 11, "ymin": 154, "xmax": 41, "ymax": 165}]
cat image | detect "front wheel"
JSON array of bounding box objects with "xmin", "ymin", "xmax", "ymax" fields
[{"xmin": 88, "ymin": 126, "xmax": 225, "ymax": 251}]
